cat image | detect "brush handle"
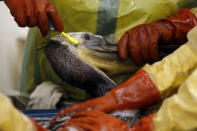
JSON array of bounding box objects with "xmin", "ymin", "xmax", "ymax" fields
[{"xmin": 49, "ymin": 22, "xmax": 79, "ymax": 45}]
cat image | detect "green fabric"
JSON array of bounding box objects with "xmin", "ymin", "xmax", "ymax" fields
[{"xmin": 20, "ymin": 0, "xmax": 194, "ymax": 101}]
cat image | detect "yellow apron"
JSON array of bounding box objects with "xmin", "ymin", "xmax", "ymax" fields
[{"xmin": 20, "ymin": 0, "xmax": 195, "ymax": 100}]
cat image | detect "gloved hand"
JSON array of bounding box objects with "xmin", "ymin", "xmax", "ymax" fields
[
  {"xmin": 118, "ymin": 8, "xmax": 197, "ymax": 65},
  {"xmin": 4, "ymin": 0, "xmax": 64, "ymax": 36},
  {"xmin": 57, "ymin": 110, "xmax": 130, "ymax": 131},
  {"xmin": 130, "ymin": 114, "xmax": 155, "ymax": 131},
  {"xmin": 50, "ymin": 69, "xmax": 161, "ymax": 124}
]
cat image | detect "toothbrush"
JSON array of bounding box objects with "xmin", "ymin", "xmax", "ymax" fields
[{"xmin": 49, "ymin": 24, "xmax": 79, "ymax": 45}]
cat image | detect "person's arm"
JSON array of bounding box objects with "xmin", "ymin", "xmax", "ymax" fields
[
  {"xmin": 0, "ymin": 93, "xmax": 47, "ymax": 131},
  {"xmin": 131, "ymin": 65, "xmax": 197, "ymax": 131},
  {"xmin": 118, "ymin": 8, "xmax": 197, "ymax": 65},
  {"xmin": 152, "ymin": 69, "xmax": 197, "ymax": 131},
  {"xmin": 3, "ymin": 0, "xmax": 64, "ymax": 36}
]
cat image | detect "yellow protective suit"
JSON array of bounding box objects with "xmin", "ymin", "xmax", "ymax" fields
[
  {"xmin": 143, "ymin": 23, "xmax": 197, "ymax": 99},
  {"xmin": 20, "ymin": 0, "xmax": 196, "ymax": 100},
  {"xmin": 153, "ymin": 67, "xmax": 197, "ymax": 131},
  {"xmin": 0, "ymin": 93, "xmax": 36, "ymax": 131},
  {"xmin": 142, "ymin": 26, "xmax": 197, "ymax": 130},
  {"xmin": 143, "ymin": 31, "xmax": 197, "ymax": 99}
]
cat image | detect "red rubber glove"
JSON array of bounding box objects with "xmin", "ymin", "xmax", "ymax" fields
[
  {"xmin": 118, "ymin": 8, "xmax": 197, "ymax": 65},
  {"xmin": 130, "ymin": 114, "xmax": 155, "ymax": 131},
  {"xmin": 57, "ymin": 111, "xmax": 130, "ymax": 131},
  {"xmin": 50, "ymin": 69, "xmax": 161, "ymax": 124},
  {"xmin": 4, "ymin": 0, "xmax": 64, "ymax": 36}
]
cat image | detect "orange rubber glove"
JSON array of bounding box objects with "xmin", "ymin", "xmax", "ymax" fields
[
  {"xmin": 55, "ymin": 111, "xmax": 155, "ymax": 131},
  {"xmin": 118, "ymin": 8, "xmax": 197, "ymax": 65},
  {"xmin": 50, "ymin": 69, "xmax": 161, "ymax": 124},
  {"xmin": 130, "ymin": 114, "xmax": 155, "ymax": 131},
  {"xmin": 57, "ymin": 111, "xmax": 130, "ymax": 131},
  {"xmin": 4, "ymin": 0, "xmax": 64, "ymax": 36}
]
